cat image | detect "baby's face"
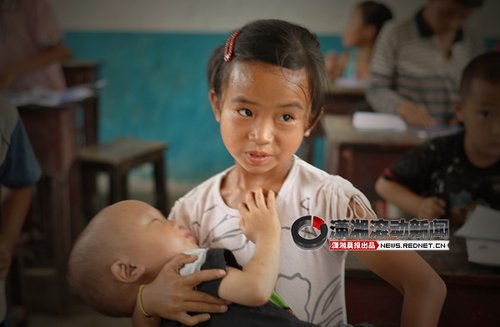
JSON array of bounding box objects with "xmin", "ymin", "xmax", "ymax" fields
[
  {"xmin": 119, "ymin": 202, "xmax": 199, "ymax": 275},
  {"xmin": 459, "ymin": 79, "xmax": 500, "ymax": 160}
]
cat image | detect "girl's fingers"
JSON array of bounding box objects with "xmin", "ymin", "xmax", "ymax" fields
[
  {"xmin": 266, "ymin": 190, "xmax": 276, "ymax": 209},
  {"xmin": 254, "ymin": 188, "xmax": 265, "ymax": 208},
  {"xmin": 182, "ymin": 269, "xmax": 226, "ymax": 288},
  {"xmin": 246, "ymin": 191, "xmax": 256, "ymax": 210},
  {"xmin": 176, "ymin": 312, "xmax": 212, "ymax": 326}
]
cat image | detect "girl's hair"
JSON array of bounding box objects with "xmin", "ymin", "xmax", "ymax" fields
[
  {"xmin": 208, "ymin": 19, "xmax": 328, "ymax": 118},
  {"xmin": 357, "ymin": 1, "xmax": 393, "ymax": 37}
]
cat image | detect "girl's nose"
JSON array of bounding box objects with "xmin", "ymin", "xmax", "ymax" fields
[{"xmin": 249, "ymin": 121, "xmax": 274, "ymax": 145}]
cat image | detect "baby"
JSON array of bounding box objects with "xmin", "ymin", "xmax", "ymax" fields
[{"xmin": 68, "ymin": 190, "xmax": 317, "ymax": 326}]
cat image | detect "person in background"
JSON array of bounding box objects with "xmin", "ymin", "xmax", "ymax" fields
[
  {"xmin": 367, "ymin": 0, "xmax": 484, "ymax": 128},
  {"xmin": 375, "ymin": 52, "xmax": 500, "ymax": 224},
  {"xmin": 0, "ymin": 0, "xmax": 72, "ymax": 91},
  {"xmin": 325, "ymin": 1, "xmax": 393, "ymax": 81},
  {"xmin": 0, "ymin": 96, "xmax": 41, "ymax": 326}
]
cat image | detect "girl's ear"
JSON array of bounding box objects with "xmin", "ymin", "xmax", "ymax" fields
[
  {"xmin": 365, "ymin": 25, "xmax": 377, "ymax": 43},
  {"xmin": 111, "ymin": 258, "xmax": 146, "ymax": 283},
  {"xmin": 305, "ymin": 107, "xmax": 324, "ymax": 137},
  {"xmin": 209, "ymin": 89, "xmax": 222, "ymax": 123},
  {"xmin": 453, "ymin": 100, "xmax": 465, "ymax": 123}
]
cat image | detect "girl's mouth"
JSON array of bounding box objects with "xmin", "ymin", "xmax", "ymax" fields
[{"xmin": 245, "ymin": 151, "xmax": 271, "ymax": 165}]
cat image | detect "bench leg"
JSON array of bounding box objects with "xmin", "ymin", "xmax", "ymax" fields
[{"xmin": 109, "ymin": 170, "xmax": 127, "ymax": 204}]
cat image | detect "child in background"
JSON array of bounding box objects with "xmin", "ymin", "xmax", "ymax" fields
[
  {"xmin": 68, "ymin": 196, "xmax": 318, "ymax": 327},
  {"xmin": 139, "ymin": 19, "xmax": 446, "ymax": 327},
  {"xmin": 325, "ymin": 1, "xmax": 393, "ymax": 81},
  {"xmin": 375, "ymin": 52, "xmax": 500, "ymax": 224}
]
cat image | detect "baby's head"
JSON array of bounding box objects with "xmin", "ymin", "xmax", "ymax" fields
[
  {"xmin": 342, "ymin": 1, "xmax": 393, "ymax": 48},
  {"xmin": 456, "ymin": 52, "xmax": 500, "ymax": 164},
  {"xmin": 68, "ymin": 200, "xmax": 198, "ymax": 317}
]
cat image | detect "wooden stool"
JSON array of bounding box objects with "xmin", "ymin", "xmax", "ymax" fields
[{"xmin": 79, "ymin": 138, "xmax": 168, "ymax": 218}]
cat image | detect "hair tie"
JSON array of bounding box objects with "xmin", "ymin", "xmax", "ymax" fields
[{"xmin": 224, "ymin": 30, "xmax": 241, "ymax": 62}]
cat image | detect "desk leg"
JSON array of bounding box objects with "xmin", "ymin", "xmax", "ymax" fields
[{"xmin": 153, "ymin": 154, "xmax": 168, "ymax": 216}]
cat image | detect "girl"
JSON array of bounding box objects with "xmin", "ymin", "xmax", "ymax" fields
[
  {"xmin": 325, "ymin": 1, "xmax": 393, "ymax": 81},
  {"xmin": 137, "ymin": 19, "xmax": 445, "ymax": 327}
]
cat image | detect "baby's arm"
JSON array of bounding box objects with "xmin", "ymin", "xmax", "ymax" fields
[
  {"xmin": 217, "ymin": 189, "xmax": 281, "ymax": 306},
  {"xmin": 375, "ymin": 177, "xmax": 445, "ymax": 220}
]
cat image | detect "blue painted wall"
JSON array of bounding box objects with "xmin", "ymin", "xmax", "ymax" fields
[
  {"xmin": 64, "ymin": 32, "xmax": 342, "ymax": 184},
  {"xmin": 65, "ymin": 32, "xmax": 497, "ymax": 185}
]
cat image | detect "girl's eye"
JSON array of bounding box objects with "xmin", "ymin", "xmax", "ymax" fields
[
  {"xmin": 280, "ymin": 114, "xmax": 294, "ymax": 122},
  {"xmin": 238, "ymin": 109, "xmax": 252, "ymax": 117}
]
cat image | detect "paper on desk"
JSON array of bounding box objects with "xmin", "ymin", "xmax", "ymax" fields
[
  {"xmin": 464, "ymin": 239, "xmax": 500, "ymax": 266},
  {"xmin": 334, "ymin": 78, "xmax": 369, "ymax": 89},
  {"xmin": 455, "ymin": 206, "xmax": 500, "ymax": 266},
  {"xmin": 455, "ymin": 205, "xmax": 500, "ymax": 241},
  {"xmin": 352, "ymin": 112, "xmax": 407, "ymax": 131},
  {"xmin": 7, "ymin": 84, "xmax": 97, "ymax": 107}
]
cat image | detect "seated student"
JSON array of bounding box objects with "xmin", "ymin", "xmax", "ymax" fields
[
  {"xmin": 367, "ymin": 0, "xmax": 485, "ymax": 127},
  {"xmin": 375, "ymin": 52, "xmax": 500, "ymax": 224},
  {"xmin": 68, "ymin": 193, "xmax": 318, "ymax": 327},
  {"xmin": 325, "ymin": 1, "xmax": 393, "ymax": 81}
]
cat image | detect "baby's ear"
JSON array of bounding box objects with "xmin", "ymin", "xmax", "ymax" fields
[
  {"xmin": 209, "ymin": 89, "xmax": 222, "ymax": 123},
  {"xmin": 111, "ymin": 259, "xmax": 146, "ymax": 283}
]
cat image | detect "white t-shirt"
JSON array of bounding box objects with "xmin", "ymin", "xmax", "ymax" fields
[{"xmin": 169, "ymin": 156, "xmax": 374, "ymax": 327}]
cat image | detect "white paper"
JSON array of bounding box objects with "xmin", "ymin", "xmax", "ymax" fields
[
  {"xmin": 352, "ymin": 112, "xmax": 407, "ymax": 131},
  {"xmin": 465, "ymin": 239, "xmax": 500, "ymax": 266},
  {"xmin": 7, "ymin": 84, "xmax": 97, "ymax": 107},
  {"xmin": 455, "ymin": 206, "xmax": 500, "ymax": 241}
]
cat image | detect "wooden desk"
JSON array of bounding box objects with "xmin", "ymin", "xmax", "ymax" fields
[
  {"xmin": 345, "ymin": 237, "xmax": 500, "ymax": 326},
  {"xmin": 62, "ymin": 60, "xmax": 100, "ymax": 146},
  {"xmin": 322, "ymin": 115, "xmax": 424, "ymax": 202},
  {"xmin": 18, "ymin": 103, "xmax": 78, "ymax": 313},
  {"xmin": 303, "ymin": 84, "xmax": 366, "ymax": 163}
]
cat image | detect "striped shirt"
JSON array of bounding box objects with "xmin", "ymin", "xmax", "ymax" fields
[{"xmin": 366, "ymin": 10, "xmax": 484, "ymax": 124}]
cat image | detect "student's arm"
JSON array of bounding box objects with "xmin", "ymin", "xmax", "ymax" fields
[
  {"xmin": 350, "ymin": 200, "xmax": 446, "ymax": 327},
  {"xmin": 366, "ymin": 23, "xmax": 435, "ymax": 128},
  {"xmin": 375, "ymin": 177, "xmax": 445, "ymax": 220},
  {"xmin": 217, "ymin": 189, "xmax": 281, "ymax": 306},
  {"xmin": 0, "ymin": 43, "xmax": 73, "ymax": 89},
  {"xmin": 133, "ymin": 254, "xmax": 229, "ymax": 327}
]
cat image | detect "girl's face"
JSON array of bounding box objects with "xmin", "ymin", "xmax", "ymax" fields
[{"xmin": 210, "ymin": 61, "xmax": 311, "ymax": 175}]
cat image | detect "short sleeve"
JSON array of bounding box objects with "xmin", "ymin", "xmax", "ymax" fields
[
  {"xmin": 0, "ymin": 120, "xmax": 42, "ymax": 187},
  {"xmin": 29, "ymin": 0, "xmax": 63, "ymax": 48},
  {"xmin": 196, "ymin": 248, "xmax": 242, "ymax": 298},
  {"xmin": 382, "ymin": 141, "xmax": 435, "ymax": 195}
]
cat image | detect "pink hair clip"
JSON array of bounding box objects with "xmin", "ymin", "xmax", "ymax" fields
[{"xmin": 224, "ymin": 30, "xmax": 241, "ymax": 62}]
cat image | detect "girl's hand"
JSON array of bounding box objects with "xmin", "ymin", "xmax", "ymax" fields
[
  {"xmin": 238, "ymin": 189, "xmax": 280, "ymax": 243},
  {"xmin": 417, "ymin": 197, "xmax": 446, "ymax": 220},
  {"xmin": 135, "ymin": 254, "xmax": 229, "ymax": 326}
]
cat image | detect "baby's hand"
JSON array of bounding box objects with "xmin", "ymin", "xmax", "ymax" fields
[
  {"xmin": 417, "ymin": 197, "xmax": 446, "ymax": 220},
  {"xmin": 238, "ymin": 189, "xmax": 280, "ymax": 243}
]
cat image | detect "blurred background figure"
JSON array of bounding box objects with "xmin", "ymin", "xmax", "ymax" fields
[
  {"xmin": 367, "ymin": 0, "xmax": 485, "ymax": 128},
  {"xmin": 0, "ymin": 96, "xmax": 41, "ymax": 327},
  {"xmin": 325, "ymin": 1, "xmax": 393, "ymax": 82},
  {"xmin": 0, "ymin": 0, "xmax": 72, "ymax": 91}
]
